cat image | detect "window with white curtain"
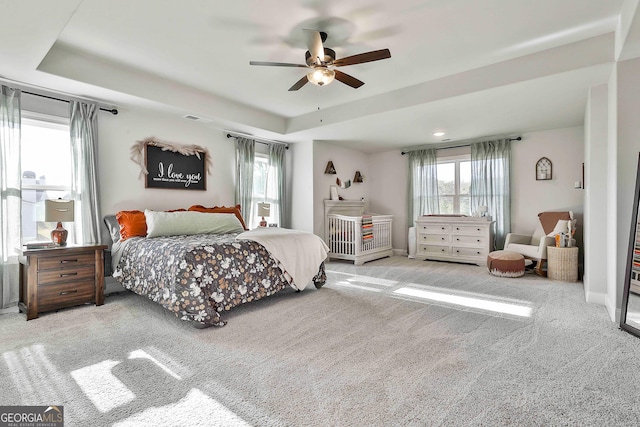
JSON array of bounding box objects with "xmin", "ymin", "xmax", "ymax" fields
[
  {"xmin": 20, "ymin": 113, "xmax": 76, "ymax": 242},
  {"xmin": 249, "ymin": 153, "xmax": 280, "ymax": 229},
  {"xmin": 436, "ymin": 154, "xmax": 471, "ymax": 215}
]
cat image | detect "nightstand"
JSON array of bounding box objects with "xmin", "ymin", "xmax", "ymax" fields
[{"xmin": 18, "ymin": 243, "xmax": 108, "ymax": 320}]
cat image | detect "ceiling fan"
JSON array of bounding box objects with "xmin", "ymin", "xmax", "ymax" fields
[{"xmin": 249, "ymin": 29, "xmax": 391, "ymax": 91}]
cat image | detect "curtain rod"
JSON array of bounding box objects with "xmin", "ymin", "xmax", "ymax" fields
[
  {"xmin": 22, "ymin": 91, "xmax": 118, "ymax": 115},
  {"xmin": 401, "ymin": 136, "xmax": 521, "ymax": 155},
  {"xmin": 225, "ymin": 132, "xmax": 289, "ymax": 149}
]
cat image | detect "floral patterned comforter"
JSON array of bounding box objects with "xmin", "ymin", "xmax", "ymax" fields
[{"xmin": 113, "ymin": 233, "xmax": 326, "ymax": 327}]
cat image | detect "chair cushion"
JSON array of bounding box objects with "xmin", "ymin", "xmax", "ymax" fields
[
  {"xmin": 504, "ymin": 242, "xmax": 543, "ymax": 259},
  {"xmin": 487, "ymin": 250, "xmax": 525, "ymax": 277}
]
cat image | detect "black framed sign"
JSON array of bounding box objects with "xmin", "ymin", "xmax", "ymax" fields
[{"xmin": 145, "ymin": 144, "xmax": 206, "ymax": 190}]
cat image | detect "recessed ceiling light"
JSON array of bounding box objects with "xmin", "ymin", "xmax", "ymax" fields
[{"xmin": 433, "ymin": 131, "xmax": 445, "ymax": 137}]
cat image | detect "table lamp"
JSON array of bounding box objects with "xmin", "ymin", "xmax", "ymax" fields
[
  {"xmin": 257, "ymin": 202, "xmax": 270, "ymax": 227},
  {"xmin": 45, "ymin": 199, "xmax": 74, "ymax": 246},
  {"xmin": 478, "ymin": 205, "xmax": 488, "ymax": 217}
]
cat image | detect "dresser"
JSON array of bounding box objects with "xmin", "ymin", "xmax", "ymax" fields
[
  {"xmin": 415, "ymin": 216, "xmax": 493, "ymax": 265},
  {"xmin": 19, "ymin": 243, "xmax": 107, "ymax": 320}
]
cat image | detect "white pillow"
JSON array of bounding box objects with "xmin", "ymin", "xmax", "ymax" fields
[
  {"xmin": 145, "ymin": 210, "xmax": 244, "ymax": 238},
  {"xmin": 547, "ymin": 220, "xmax": 569, "ymax": 237}
]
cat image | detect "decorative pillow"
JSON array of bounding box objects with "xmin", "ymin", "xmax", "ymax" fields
[
  {"xmin": 103, "ymin": 215, "xmax": 122, "ymax": 244},
  {"xmin": 145, "ymin": 210, "xmax": 245, "ymax": 238},
  {"xmin": 546, "ymin": 220, "xmax": 569, "ymax": 237},
  {"xmin": 188, "ymin": 204, "xmax": 248, "ymax": 230},
  {"xmin": 116, "ymin": 210, "xmax": 147, "ymax": 240}
]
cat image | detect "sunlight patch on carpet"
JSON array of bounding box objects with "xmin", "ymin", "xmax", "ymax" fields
[
  {"xmin": 71, "ymin": 360, "xmax": 135, "ymax": 412},
  {"xmin": 393, "ymin": 287, "xmax": 532, "ymax": 317},
  {"xmin": 113, "ymin": 388, "xmax": 251, "ymax": 427}
]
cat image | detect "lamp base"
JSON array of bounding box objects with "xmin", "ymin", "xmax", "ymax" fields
[
  {"xmin": 259, "ymin": 217, "xmax": 267, "ymax": 227},
  {"xmin": 51, "ymin": 222, "xmax": 68, "ymax": 246}
]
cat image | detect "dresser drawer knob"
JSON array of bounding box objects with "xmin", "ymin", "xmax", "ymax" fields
[
  {"xmin": 59, "ymin": 272, "xmax": 78, "ymax": 278},
  {"xmin": 59, "ymin": 290, "xmax": 78, "ymax": 296},
  {"xmin": 60, "ymin": 259, "xmax": 78, "ymax": 264}
]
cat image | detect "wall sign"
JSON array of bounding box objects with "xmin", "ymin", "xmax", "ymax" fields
[{"xmin": 130, "ymin": 137, "xmax": 212, "ymax": 190}]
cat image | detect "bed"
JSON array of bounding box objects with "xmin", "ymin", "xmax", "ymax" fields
[{"xmin": 104, "ymin": 208, "xmax": 328, "ymax": 327}]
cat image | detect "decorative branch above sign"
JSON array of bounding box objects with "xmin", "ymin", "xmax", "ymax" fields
[{"xmin": 130, "ymin": 137, "xmax": 212, "ymax": 190}]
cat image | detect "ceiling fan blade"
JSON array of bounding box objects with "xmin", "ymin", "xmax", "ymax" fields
[
  {"xmin": 333, "ymin": 48, "xmax": 391, "ymax": 67},
  {"xmin": 334, "ymin": 70, "xmax": 364, "ymax": 89},
  {"xmin": 250, "ymin": 61, "xmax": 308, "ymax": 68},
  {"xmin": 303, "ymin": 29, "xmax": 324, "ymax": 65},
  {"xmin": 288, "ymin": 76, "xmax": 309, "ymax": 91}
]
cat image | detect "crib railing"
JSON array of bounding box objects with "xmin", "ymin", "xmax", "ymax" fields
[{"xmin": 326, "ymin": 213, "xmax": 393, "ymax": 264}]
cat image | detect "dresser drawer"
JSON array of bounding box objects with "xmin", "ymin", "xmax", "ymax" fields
[
  {"xmin": 419, "ymin": 233, "xmax": 450, "ymax": 244},
  {"xmin": 418, "ymin": 244, "xmax": 450, "ymax": 256},
  {"xmin": 38, "ymin": 265, "xmax": 95, "ymax": 285},
  {"xmin": 452, "ymin": 235, "xmax": 485, "ymax": 246},
  {"xmin": 38, "ymin": 280, "xmax": 95, "ymax": 312},
  {"xmin": 452, "ymin": 246, "xmax": 486, "ymax": 257},
  {"xmin": 38, "ymin": 252, "xmax": 95, "ymax": 271},
  {"xmin": 451, "ymin": 225, "xmax": 486, "ymax": 235},
  {"xmin": 419, "ymin": 224, "xmax": 450, "ymax": 234}
]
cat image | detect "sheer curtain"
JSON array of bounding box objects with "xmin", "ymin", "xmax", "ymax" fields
[
  {"xmin": 407, "ymin": 149, "xmax": 439, "ymax": 227},
  {"xmin": 268, "ymin": 143, "xmax": 287, "ymax": 228},
  {"xmin": 471, "ymin": 139, "xmax": 511, "ymax": 249},
  {"xmin": 0, "ymin": 86, "xmax": 21, "ymax": 310},
  {"xmin": 70, "ymin": 101, "xmax": 101, "ymax": 244},
  {"xmin": 235, "ymin": 137, "xmax": 255, "ymax": 226}
]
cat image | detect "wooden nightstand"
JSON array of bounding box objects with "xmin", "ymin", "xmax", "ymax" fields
[{"xmin": 18, "ymin": 243, "xmax": 108, "ymax": 320}]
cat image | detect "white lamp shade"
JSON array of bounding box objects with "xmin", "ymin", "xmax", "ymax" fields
[
  {"xmin": 257, "ymin": 202, "xmax": 270, "ymax": 217},
  {"xmin": 45, "ymin": 199, "xmax": 75, "ymax": 222}
]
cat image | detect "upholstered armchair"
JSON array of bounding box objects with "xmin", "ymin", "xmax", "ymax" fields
[{"xmin": 504, "ymin": 211, "xmax": 573, "ymax": 275}]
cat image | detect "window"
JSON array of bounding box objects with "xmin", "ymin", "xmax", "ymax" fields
[
  {"xmin": 249, "ymin": 153, "xmax": 280, "ymax": 229},
  {"xmin": 20, "ymin": 114, "xmax": 74, "ymax": 242},
  {"xmin": 437, "ymin": 155, "xmax": 471, "ymax": 215}
]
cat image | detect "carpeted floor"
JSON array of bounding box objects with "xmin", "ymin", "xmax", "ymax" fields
[{"xmin": 1, "ymin": 256, "xmax": 640, "ymax": 426}]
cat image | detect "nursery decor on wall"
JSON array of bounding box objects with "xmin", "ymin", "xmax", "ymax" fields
[
  {"xmin": 130, "ymin": 137, "xmax": 212, "ymax": 190},
  {"xmin": 536, "ymin": 157, "xmax": 552, "ymax": 180},
  {"xmin": 353, "ymin": 171, "xmax": 363, "ymax": 183},
  {"xmin": 325, "ymin": 161, "xmax": 336, "ymax": 174}
]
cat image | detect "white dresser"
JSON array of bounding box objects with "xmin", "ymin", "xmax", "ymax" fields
[{"xmin": 415, "ymin": 216, "xmax": 494, "ymax": 265}]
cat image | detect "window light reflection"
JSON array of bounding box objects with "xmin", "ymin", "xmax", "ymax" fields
[{"xmin": 393, "ymin": 287, "xmax": 532, "ymax": 318}]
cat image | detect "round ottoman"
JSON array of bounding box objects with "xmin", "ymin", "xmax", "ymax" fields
[{"xmin": 487, "ymin": 250, "xmax": 525, "ymax": 277}]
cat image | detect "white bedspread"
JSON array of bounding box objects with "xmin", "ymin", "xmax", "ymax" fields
[{"xmin": 237, "ymin": 228, "xmax": 329, "ymax": 290}]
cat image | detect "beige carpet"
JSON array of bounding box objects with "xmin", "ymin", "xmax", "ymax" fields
[{"xmin": 1, "ymin": 256, "xmax": 640, "ymax": 426}]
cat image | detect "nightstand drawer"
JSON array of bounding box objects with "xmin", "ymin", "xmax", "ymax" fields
[
  {"xmin": 38, "ymin": 253, "xmax": 95, "ymax": 271},
  {"xmin": 38, "ymin": 280, "xmax": 95, "ymax": 312},
  {"xmin": 38, "ymin": 265, "xmax": 95, "ymax": 285}
]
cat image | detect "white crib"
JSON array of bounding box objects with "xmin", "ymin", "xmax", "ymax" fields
[{"xmin": 324, "ymin": 200, "xmax": 394, "ymax": 265}]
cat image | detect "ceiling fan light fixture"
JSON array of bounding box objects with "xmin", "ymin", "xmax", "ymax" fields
[{"xmin": 307, "ymin": 67, "xmax": 335, "ymax": 86}]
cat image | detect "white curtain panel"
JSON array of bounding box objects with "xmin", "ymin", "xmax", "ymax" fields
[
  {"xmin": 407, "ymin": 149, "xmax": 439, "ymax": 227},
  {"xmin": 471, "ymin": 139, "xmax": 511, "ymax": 249},
  {"xmin": 0, "ymin": 85, "xmax": 21, "ymax": 310},
  {"xmin": 70, "ymin": 101, "xmax": 101, "ymax": 244}
]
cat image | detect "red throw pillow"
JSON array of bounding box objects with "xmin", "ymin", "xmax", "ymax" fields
[
  {"xmin": 188, "ymin": 204, "xmax": 248, "ymax": 230},
  {"xmin": 115, "ymin": 210, "xmax": 147, "ymax": 240}
]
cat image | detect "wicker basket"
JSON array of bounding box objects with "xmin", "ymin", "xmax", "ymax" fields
[{"xmin": 547, "ymin": 246, "xmax": 578, "ymax": 282}]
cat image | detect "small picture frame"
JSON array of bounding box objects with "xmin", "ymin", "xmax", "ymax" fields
[
  {"xmin": 330, "ymin": 185, "xmax": 339, "ymax": 200},
  {"xmin": 536, "ymin": 157, "xmax": 552, "ymax": 180}
]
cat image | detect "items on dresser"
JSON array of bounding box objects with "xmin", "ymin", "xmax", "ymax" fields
[
  {"xmin": 18, "ymin": 243, "xmax": 107, "ymax": 320},
  {"xmin": 415, "ymin": 216, "xmax": 494, "ymax": 266}
]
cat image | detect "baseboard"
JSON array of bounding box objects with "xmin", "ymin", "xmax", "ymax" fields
[
  {"xmin": 585, "ymin": 290, "xmax": 607, "ymax": 306},
  {"xmin": 393, "ymin": 249, "xmax": 408, "ymax": 257},
  {"xmin": 605, "ymin": 296, "xmax": 619, "ymax": 323}
]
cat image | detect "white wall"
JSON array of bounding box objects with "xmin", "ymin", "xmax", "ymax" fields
[
  {"xmin": 584, "ymin": 84, "xmax": 609, "ymax": 305},
  {"xmin": 510, "ymin": 127, "xmax": 585, "ymax": 249},
  {"xmin": 368, "ymin": 150, "xmax": 408, "ymax": 252},
  {"xmin": 98, "ymin": 106, "xmax": 235, "ymax": 216},
  {"xmin": 615, "ymin": 57, "xmax": 640, "ymax": 313},
  {"xmin": 289, "ymin": 140, "xmax": 314, "ymax": 232},
  {"xmin": 312, "ymin": 141, "xmax": 370, "ymax": 237}
]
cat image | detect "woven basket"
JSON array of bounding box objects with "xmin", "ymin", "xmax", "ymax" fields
[{"xmin": 547, "ymin": 246, "xmax": 578, "ymax": 282}]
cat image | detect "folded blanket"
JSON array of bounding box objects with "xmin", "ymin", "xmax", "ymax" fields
[
  {"xmin": 237, "ymin": 228, "xmax": 329, "ymax": 290},
  {"xmin": 362, "ymin": 215, "xmax": 373, "ymax": 244}
]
